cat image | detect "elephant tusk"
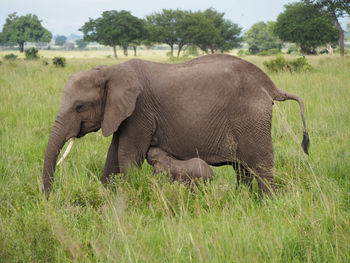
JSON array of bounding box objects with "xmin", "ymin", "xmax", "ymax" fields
[{"xmin": 57, "ymin": 138, "xmax": 75, "ymax": 166}]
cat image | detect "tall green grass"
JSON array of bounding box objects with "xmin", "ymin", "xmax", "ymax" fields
[{"xmin": 0, "ymin": 53, "xmax": 349, "ymax": 262}]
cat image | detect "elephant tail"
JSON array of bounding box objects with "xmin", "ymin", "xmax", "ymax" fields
[{"xmin": 273, "ymin": 90, "xmax": 310, "ymax": 155}]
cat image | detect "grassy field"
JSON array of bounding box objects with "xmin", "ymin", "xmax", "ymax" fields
[{"xmin": 0, "ymin": 50, "xmax": 349, "ymax": 262}]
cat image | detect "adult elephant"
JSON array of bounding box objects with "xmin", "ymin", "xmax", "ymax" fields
[{"xmin": 43, "ymin": 54, "xmax": 309, "ymax": 195}]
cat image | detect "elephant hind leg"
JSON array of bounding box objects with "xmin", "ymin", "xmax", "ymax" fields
[
  {"xmin": 233, "ymin": 162, "xmax": 253, "ymax": 190},
  {"xmin": 246, "ymin": 159, "xmax": 275, "ymax": 196},
  {"xmin": 255, "ymin": 173, "xmax": 275, "ymax": 196},
  {"xmin": 237, "ymin": 135, "xmax": 275, "ymax": 196},
  {"xmin": 237, "ymin": 161, "xmax": 275, "ymax": 196}
]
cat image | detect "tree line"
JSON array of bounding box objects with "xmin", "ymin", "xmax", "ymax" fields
[
  {"xmin": 79, "ymin": 8, "xmax": 242, "ymax": 58},
  {"xmin": 0, "ymin": 1, "xmax": 349, "ymax": 57}
]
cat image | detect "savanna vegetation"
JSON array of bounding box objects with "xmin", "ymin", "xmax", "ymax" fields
[
  {"xmin": 0, "ymin": 50, "xmax": 349, "ymax": 262},
  {"xmin": 1, "ymin": 1, "xmax": 349, "ymax": 57}
]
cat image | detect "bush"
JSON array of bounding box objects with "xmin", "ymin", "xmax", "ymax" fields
[
  {"xmin": 257, "ymin": 48, "xmax": 281, "ymax": 56},
  {"xmin": 185, "ymin": 45, "xmax": 199, "ymax": 56},
  {"xmin": 52, "ymin": 57, "xmax": 66, "ymax": 67},
  {"xmin": 4, "ymin": 53, "xmax": 18, "ymax": 60},
  {"xmin": 289, "ymin": 57, "xmax": 313, "ymax": 72},
  {"xmin": 25, "ymin": 48, "xmax": 39, "ymax": 60},
  {"xmin": 263, "ymin": 55, "xmax": 313, "ymax": 73},
  {"xmin": 268, "ymin": 48, "xmax": 281, "ymax": 55},
  {"xmin": 263, "ymin": 56, "xmax": 288, "ymax": 72},
  {"xmin": 237, "ymin": 49, "xmax": 251, "ymax": 56},
  {"xmin": 257, "ymin": 51, "xmax": 271, "ymax": 56},
  {"xmin": 287, "ymin": 45, "xmax": 300, "ymax": 54}
]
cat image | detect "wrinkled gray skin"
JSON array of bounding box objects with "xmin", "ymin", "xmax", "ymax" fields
[
  {"xmin": 43, "ymin": 54, "xmax": 309, "ymax": 195},
  {"xmin": 147, "ymin": 147, "xmax": 214, "ymax": 184}
]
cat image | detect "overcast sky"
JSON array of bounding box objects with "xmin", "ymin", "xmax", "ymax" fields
[{"xmin": 0, "ymin": 0, "xmax": 348, "ymax": 36}]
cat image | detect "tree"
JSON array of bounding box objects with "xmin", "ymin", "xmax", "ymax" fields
[
  {"xmin": 180, "ymin": 11, "xmax": 217, "ymax": 54},
  {"xmin": 274, "ymin": 3, "xmax": 338, "ymax": 54},
  {"xmin": 80, "ymin": 10, "xmax": 145, "ymax": 59},
  {"xmin": 244, "ymin": 21, "xmax": 282, "ymax": 54},
  {"xmin": 0, "ymin": 12, "xmax": 52, "ymax": 52},
  {"xmin": 55, "ymin": 35, "xmax": 67, "ymax": 46},
  {"xmin": 172, "ymin": 10, "xmax": 193, "ymax": 56},
  {"xmin": 203, "ymin": 8, "xmax": 242, "ymax": 53},
  {"xmin": 146, "ymin": 9, "xmax": 187, "ymax": 56},
  {"xmin": 75, "ymin": 39, "xmax": 88, "ymax": 49},
  {"xmin": 303, "ymin": 0, "xmax": 350, "ymax": 56},
  {"xmin": 215, "ymin": 18, "xmax": 242, "ymax": 53},
  {"xmin": 183, "ymin": 9, "xmax": 242, "ymax": 54},
  {"xmin": 146, "ymin": 8, "xmax": 241, "ymax": 56},
  {"xmin": 128, "ymin": 19, "xmax": 147, "ymax": 56}
]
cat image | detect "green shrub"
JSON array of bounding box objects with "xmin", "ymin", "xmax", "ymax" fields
[
  {"xmin": 257, "ymin": 51, "xmax": 271, "ymax": 56},
  {"xmin": 263, "ymin": 55, "xmax": 288, "ymax": 72},
  {"xmin": 263, "ymin": 55, "xmax": 313, "ymax": 73},
  {"xmin": 237, "ymin": 49, "xmax": 251, "ymax": 56},
  {"xmin": 268, "ymin": 48, "xmax": 281, "ymax": 55},
  {"xmin": 289, "ymin": 57, "xmax": 314, "ymax": 72},
  {"xmin": 4, "ymin": 53, "xmax": 18, "ymax": 60},
  {"xmin": 25, "ymin": 48, "xmax": 39, "ymax": 60},
  {"xmin": 185, "ymin": 45, "xmax": 199, "ymax": 56},
  {"xmin": 52, "ymin": 57, "xmax": 66, "ymax": 67},
  {"xmin": 257, "ymin": 49, "xmax": 281, "ymax": 56},
  {"xmin": 287, "ymin": 45, "xmax": 300, "ymax": 54}
]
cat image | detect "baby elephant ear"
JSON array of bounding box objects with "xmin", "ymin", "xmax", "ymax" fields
[{"xmin": 101, "ymin": 64, "xmax": 142, "ymax": 137}]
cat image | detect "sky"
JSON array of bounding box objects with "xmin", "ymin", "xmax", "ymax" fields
[{"xmin": 0, "ymin": 0, "xmax": 348, "ymax": 37}]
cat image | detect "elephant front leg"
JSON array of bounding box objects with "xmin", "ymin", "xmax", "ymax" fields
[
  {"xmin": 102, "ymin": 132, "xmax": 120, "ymax": 184},
  {"xmin": 117, "ymin": 121, "xmax": 154, "ymax": 175},
  {"xmin": 117, "ymin": 141, "xmax": 151, "ymax": 175}
]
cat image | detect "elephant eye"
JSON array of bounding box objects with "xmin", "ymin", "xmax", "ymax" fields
[{"xmin": 76, "ymin": 104, "xmax": 87, "ymax": 113}]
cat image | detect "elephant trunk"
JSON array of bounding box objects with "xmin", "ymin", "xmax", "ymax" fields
[{"xmin": 42, "ymin": 118, "xmax": 68, "ymax": 194}]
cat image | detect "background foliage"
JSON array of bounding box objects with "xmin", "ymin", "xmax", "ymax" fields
[
  {"xmin": 79, "ymin": 10, "xmax": 146, "ymax": 59},
  {"xmin": 1, "ymin": 2, "xmax": 349, "ymax": 57},
  {"xmin": 244, "ymin": 21, "xmax": 282, "ymax": 55},
  {"xmin": 274, "ymin": 3, "xmax": 339, "ymax": 54},
  {"xmin": 0, "ymin": 12, "xmax": 52, "ymax": 52}
]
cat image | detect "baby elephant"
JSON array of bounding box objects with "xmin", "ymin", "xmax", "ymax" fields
[{"xmin": 147, "ymin": 147, "xmax": 214, "ymax": 185}]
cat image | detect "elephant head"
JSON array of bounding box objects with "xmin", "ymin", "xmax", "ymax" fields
[{"xmin": 42, "ymin": 63, "xmax": 142, "ymax": 193}]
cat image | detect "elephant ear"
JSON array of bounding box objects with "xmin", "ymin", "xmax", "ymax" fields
[{"xmin": 101, "ymin": 64, "xmax": 142, "ymax": 137}]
